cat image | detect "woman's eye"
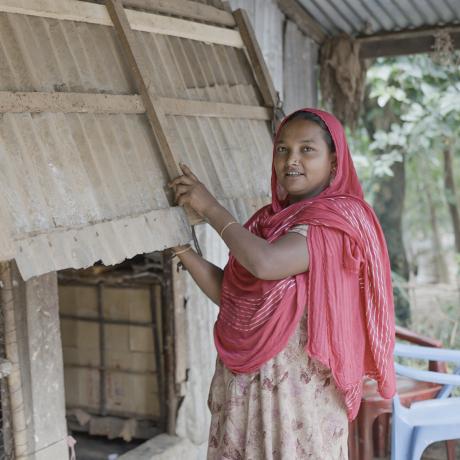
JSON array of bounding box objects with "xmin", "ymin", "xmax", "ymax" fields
[
  {"xmin": 276, "ymin": 146, "xmax": 287, "ymax": 153},
  {"xmin": 301, "ymin": 146, "xmax": 312, "ymax": 152}
]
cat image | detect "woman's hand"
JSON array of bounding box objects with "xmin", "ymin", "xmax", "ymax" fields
[{"xmin": 167, "ymin": 163, "xmax": 220, "ymax": 218}]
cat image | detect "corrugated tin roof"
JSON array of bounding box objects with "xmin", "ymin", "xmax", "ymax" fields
[
  {"xmin": 297, "ymin": 0, "xmax": 460, "ymax": 36},
  {"xmin": 0, "ymin": 4, "xmax": 273, "ymax": 280}
]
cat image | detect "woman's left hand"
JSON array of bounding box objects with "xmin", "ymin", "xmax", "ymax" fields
[{"xmin": 167, "ymin": 163, "xmax": 219, "ymax": 218}]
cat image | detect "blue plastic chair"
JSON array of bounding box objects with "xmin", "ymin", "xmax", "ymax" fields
[{"xmin": 391, "ymin": 342, "xmax": 460, "ymax": 460}]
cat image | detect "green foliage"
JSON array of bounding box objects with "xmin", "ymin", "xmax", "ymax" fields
[
  {"xmin": 354, "ymin": 53, "xmax": 460, "ymax": 168},
  {"xmin": 351, "ymin": 52, "xmax": 460, "ymax": 239}
]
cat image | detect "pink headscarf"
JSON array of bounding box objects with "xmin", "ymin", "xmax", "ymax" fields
[{"xmin": 214, "ymin": 108, "xmax": 396, "ymax": 421}]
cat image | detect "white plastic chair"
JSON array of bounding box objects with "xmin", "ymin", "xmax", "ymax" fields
[{"xmin": 391, "ymin": 342, "xmax": 460, "ymax": 460}]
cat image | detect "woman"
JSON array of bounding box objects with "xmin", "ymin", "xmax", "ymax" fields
[{"xmin": 168, "ymin": 108, "xmax": 396, "ymax": 459}]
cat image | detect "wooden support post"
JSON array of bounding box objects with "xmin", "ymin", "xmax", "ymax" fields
[
  {"xmin": 106, "ymin": 0, "xmax": 203, "ymax": 225},
  {"xmin": 161, "ymin": 252, "xmax": 177, "ymax": 435}
]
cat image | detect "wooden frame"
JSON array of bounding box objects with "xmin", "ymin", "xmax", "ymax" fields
[
  {"xmin": 0, "ymin": 0, "xmax": 243, "ymax": 48},
  {"xmin": 106, "ymin": 0, "xmax": 202, "ymax": 224},
  {"xmin": 0, "ymin": 92, "xmax": 271, "ymax": 120}
]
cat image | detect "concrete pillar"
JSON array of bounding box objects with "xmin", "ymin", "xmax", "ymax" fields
[{"xmin": 2, "ymin": 262, "xmax": 69, "ymax": 460}]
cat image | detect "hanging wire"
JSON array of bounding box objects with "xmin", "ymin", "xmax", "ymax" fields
[
  {"xmin": 191, "ymin": 224, "xmax": 202, "ymax": 256},
  {"xmin": 175, "ymin": 224, "xmax": 202, "ymax": 273}
]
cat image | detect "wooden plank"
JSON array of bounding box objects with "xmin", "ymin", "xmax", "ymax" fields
[
  {"xmin": 161, "ymin": 97, "xmax": 271, "ymax": 119},
  {"xmin": 276, "ymin": 0, "xmax": 327, "ymax": 44},
  {"xmin": 105, "ymin": 0, "xmax": 202, "ymax": 225},
  {"xmin": 356, "ymin": 25, "xmax": 460, "ymax": 44},
  {"xmin": 233, "ymin": 8, "xmax": 279, "ymax": 109},
  {"xmin": 0, "ymin": 91, "xmax": 271, "ymax": 119},
  {"xmin": 0, "ymin": 0, "xmax": 243, "ymax": 48},
  {"xmin": 122, "ymin": 0, "xmax": 236, "ymax": 27},
  {"xmin": 0, "ymin": 92, "xmax": 145, "ymax": 113}
]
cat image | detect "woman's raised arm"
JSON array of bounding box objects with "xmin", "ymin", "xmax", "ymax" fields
[{"xmin": 168, "ymin": 163, "xmax": 309, "ymax": 293}]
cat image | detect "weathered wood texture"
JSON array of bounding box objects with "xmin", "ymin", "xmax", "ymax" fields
[
  {"xmin": 277, "ymin": 0, "xmax": 326, "ymax": 43},
  {"xmin": 229, "ymin": 0, "xmax": 284, "ymax": 103},
  {"xmin": 358, "ymin": 27, "xmax": 460, "ymax": 58},
  {"xmin": 106, "ymin": 0, "xmax": 202, "ymax": 224},
  {"xmin": 233, "ymin": 8, "xmax": 279, "ymax": 109},
  {"xmin": 0, "ymin": 0, "xmax": 274, "ymax": 279},
  {"xmin": 0, "ymin": 91, "xmax": 271, "ymax": 119},
  {"xmin": 122, "ymin": 0, "xmax": 236, "ymax": 26}
]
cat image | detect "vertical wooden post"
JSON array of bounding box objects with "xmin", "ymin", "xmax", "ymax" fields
[
  {"xmin": 161, "ymin": 252, "xmax": 177, "ymax": 435},
  {"xmin": 150, "ymin": 283, "xmax": 167, "ymax": 431},
  {"xmin": 105, "ymin": 0, "xmax": 203, "ymax": 225},
  {"xmin": 97, "ymin": 282, "xmax": 107, "ymax": 416}
]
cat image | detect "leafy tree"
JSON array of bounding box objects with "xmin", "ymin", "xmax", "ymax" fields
[{"xmin": 349, "ymin": 53, "xmax": 460, "ymax": 325}]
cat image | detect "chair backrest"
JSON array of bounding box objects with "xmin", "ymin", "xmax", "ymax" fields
[
  {"xmin": 395, "ymin": 325, "xmax": 447, "ymax": 372},
  {"xmin": 394, "ymin": 343, "xmax": 460, "ymax": 399}
]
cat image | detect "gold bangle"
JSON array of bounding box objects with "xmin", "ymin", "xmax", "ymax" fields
[
  {"xmin": 172, "ymin": 245, "xmax": 192, "ymax": 257},
  {"xmin": 220, "ymin": 220, "xmax": 238, "ymax": 238}
]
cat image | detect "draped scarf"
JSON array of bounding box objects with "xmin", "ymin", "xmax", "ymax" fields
[{"xmin": 214, "ymin": 108, "xmax": 396, "ymax": 421}]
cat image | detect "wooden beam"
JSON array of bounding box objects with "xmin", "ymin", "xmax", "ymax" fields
[
  {"xmin": 121, "ymin": 0, "xmax": 236, "ymax": 27},
  {"xmin": 161, "ymin": 97, "xmax": 271, "ymax": 120},
  {"xmin": 358, "ymin": 26, "xmax": 460, "ymax": 58},
  {"xmin": 233, "ymin": 8, "xmax": 278, "ymax": 109},
  {"xmin": 0, "ymin": 0, "xmax": 243, "ymax": 48},
  {"xmin": 276, "ymin": 0, "xmax": 327, "ymax": 44},
  {"xmin": 0, "ymin": 92, "xmax": 144, "ymax": 113},
  {"xmin": 106, "ymin": 0, "xmax": 202, "ymax": 224},
  {"xmin": 356, "ymin": 25, "xmax": 460, "ymax": 44},
  {"xmin": 0, "ymin": 91, "xmax": 272, "ymax": 120}
]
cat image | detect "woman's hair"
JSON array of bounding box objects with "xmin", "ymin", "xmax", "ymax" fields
[{"xmin": 283, "ymin": 111, "xmax": 336, "ymax": 153}]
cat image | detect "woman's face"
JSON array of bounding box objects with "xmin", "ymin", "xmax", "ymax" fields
[{"xmin": 274, "ymin": 118, "xmax": 337, "ymax": 204}]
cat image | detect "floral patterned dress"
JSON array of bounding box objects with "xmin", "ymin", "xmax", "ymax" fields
[{"xmin": 207, "ymin": 225, "xmax": 349, "ymax": 460}]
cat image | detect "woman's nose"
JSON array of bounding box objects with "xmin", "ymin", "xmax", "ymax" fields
[{"xmin": 286, "ymin": 152, "xmax": 300, "ymax": 164}]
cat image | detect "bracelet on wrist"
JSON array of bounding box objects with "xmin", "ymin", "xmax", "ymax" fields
[
  {"xmin": 220, "ymin": 220, "xmax": 238, "ymax": 238},
  {"xmin": 171, "ymin": 244, "xmax": 192, "ymax": 258}
]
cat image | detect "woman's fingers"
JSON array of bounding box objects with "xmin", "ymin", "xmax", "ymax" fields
[
  {"xmin": 174, "ymin": 184, "xmax": 190, "ymax": 199},
  {"xmin": 168, "ymin": 174, "xmax": 194, "ymax": 189},
  {"xmin": 179, "ymin": 162, "xmax": 199, "ymax": 181}
]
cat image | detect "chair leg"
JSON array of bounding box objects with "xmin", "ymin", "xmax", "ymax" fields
[
  {"xmin": 375, "ymin": 413, "xmax": 390, "ymax": 457},
  {"xmin": 348, "ymin": 420, "xmax": 358, "ymax": 460},
  {"xmin": 358, "ymin": 411, "xmax": 379, "ymax": 460},
  {"xmin": 446, "ymin": 439, "xmax": 456, "ymax": 460}
]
